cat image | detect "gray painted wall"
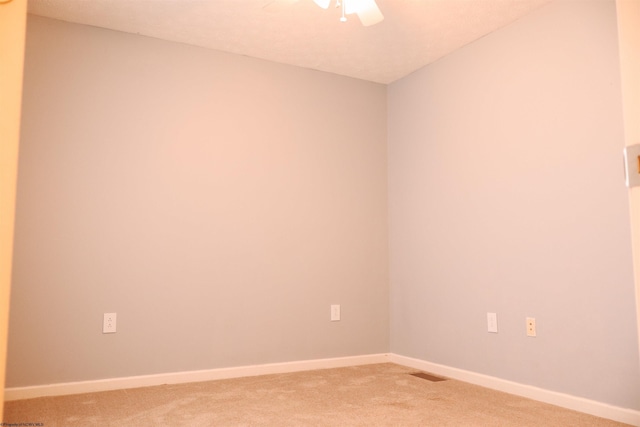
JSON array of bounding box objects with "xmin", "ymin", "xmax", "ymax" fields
[
  {"xmin": 388, "ymin": 0, "xmax": 640, "ymax": 410},
  {"xmin": 7, "ymin": 0, "xmax": 640, "ymax": 412},
  {"xmin": 7, "ymin": 15, "xmax": 389, "ymax": 387}
]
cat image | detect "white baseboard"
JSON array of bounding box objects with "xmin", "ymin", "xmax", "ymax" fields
[
  {"xmin": 6, "ymin": 352, "xmax": 639, "ymax": 426},
  {"xmin": 4, "ymin": 353, "xmax": 390, "ymax": 401},
  {"xmin": 388, "ymin": 353, "xmax": 640, "ymax": 426}
]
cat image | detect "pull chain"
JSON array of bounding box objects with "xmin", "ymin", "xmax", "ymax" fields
[{"xmin": 336, "ymin": 0, "xmax": 347, "ymax": 22}]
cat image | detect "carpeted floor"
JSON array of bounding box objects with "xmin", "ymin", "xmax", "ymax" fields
[{"xmin": 2, "ymin": 363, "xmax": 632, "ymax": 426}]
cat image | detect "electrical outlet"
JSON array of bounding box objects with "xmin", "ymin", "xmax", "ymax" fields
[
  {"xmin": 487, "ymin": 312, "xmax": 498, "ymax": 333},
  {"xmin": 526, "ymin": 317, "xmax": 536, "ymax": 337},
  {"xmin": 330, "ymin": 305, "xmax": 340, "ymax": 321},
  {"xmin": 103, "ymin": 313, "xmax": 117, "ymax": 333}
]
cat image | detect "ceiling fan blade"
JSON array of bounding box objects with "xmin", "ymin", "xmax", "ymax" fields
[
  {"xmin": 344, "ymin": 0, "xmax": 384, "ymax": 26},
  {"xmin": 313, "ymin": 0, "xmax": 332, "ymax": 9}
]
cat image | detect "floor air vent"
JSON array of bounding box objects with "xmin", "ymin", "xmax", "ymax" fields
[{"xmin": 410, "ymin": 372, "xmax": 447, "ymax": 382}]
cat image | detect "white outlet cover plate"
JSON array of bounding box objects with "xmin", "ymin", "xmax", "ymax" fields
[
  {"xmin": 487, "ymin": 312, "xmax": 498, "ymax": 333},
  {"xmin": 526, "ymin": 317, "xmax": 536, "ymax": 337},
  {"xmin": 103, "ymin": 313, "xmax": 117, "ymax": 333},
  {"xmin": 330, "ymin": 305, "xmax": 340, "ymax": 321}
]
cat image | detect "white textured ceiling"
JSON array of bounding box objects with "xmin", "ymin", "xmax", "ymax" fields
[{"xmin": 27, "ymin": 0, "xmax": 553, "ymax": 84}]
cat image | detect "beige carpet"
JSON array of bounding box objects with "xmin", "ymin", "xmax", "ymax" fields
[{"xmin": 3, "ymin": 363, "xmax": 632, "ymax": 426}]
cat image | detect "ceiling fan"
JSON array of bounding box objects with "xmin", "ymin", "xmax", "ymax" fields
[
  {"xmin": 263, "ymin": 0, "xmax": 384, "ymax": 27},
  {"xmin": 313, "ymin": 0, "xmax": 384, "ymax": 26}
]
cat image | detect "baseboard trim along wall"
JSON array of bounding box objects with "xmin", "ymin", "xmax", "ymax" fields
[
  {"xmin": 5, "ymin": 353, "xmax": 639, "ymax": 425},
  {"xmin": 3, "ymin": 354, "xmax": 389, "ymax": 401},
  {"xmin": 388, "ymin": 354, "xmax": 640, "ymax": 426}
]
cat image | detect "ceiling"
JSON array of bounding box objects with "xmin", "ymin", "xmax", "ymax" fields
[{"xmin": 27, "ymin": 0, "xmax": 553, "ymax": 84}]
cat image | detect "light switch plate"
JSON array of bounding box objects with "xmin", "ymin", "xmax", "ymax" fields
[{"xmin": 624, "ymin": 144, "xmax": 640, "ymax": 188}]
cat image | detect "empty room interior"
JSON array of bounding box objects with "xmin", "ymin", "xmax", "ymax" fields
[{"xmin": 2, "ymin": 0, "xmax": 640, "ymax": 425}]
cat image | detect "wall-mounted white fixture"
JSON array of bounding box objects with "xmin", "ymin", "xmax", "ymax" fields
[
  {"xmin": 487, "ymin": 312, "xmax": 498, "ymax": 333},
  {"xmin": 313, "ymin": 0, "xmax": 384, "ymax": 26},
  {"xmin": 526, "ymin": 317, "xmax": 536, "ymax": 337},
  {"xmin": 331, "ymin": 304, "xmax": 341, "ymax": 321},
  {"xmin": 103, "ymin": 313, "xmax": 117, "ymax": 333},
  {"xmin": 624, "ymin": 144, "xmax": 640, "ymax": 188}
]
